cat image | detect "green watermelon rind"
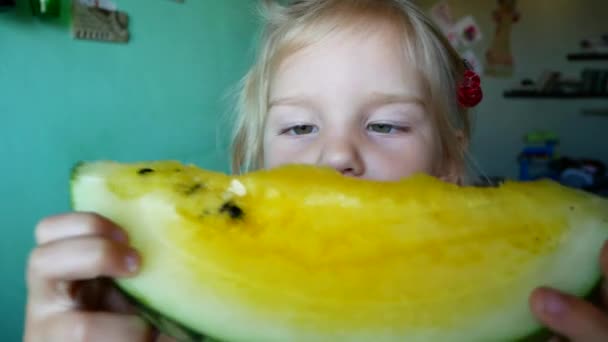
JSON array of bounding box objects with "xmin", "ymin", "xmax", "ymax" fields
[
  {"xmin": 69, "ymin": 161, "xmax": 86, "ymax": 208},
  {"xmin": 113, "ymin": 277, "xmax": 603, "ymax": 342},
  {"xmin": 113, "ymin": 281, "xmax": 224, "ymax": 342}
]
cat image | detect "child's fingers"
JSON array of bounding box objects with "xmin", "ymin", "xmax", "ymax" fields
[
  {"xmin": 35, "ymin": 212, "xmax": 127, "ymax": 245},
  {"xmin": 530, "ymin": 286, "xmax": 608, "ymax": 342},
  {"xmin": 157, "ymin": 334, "xmax": 179, "ymax": 342},
  {"xmin": 599, "ymin": 241, "xmax": 608, "ymax": 308},
  {"xmin": 41, "ymin": 312, "xmax": 153, "ymax": 342},
  {"xmin": 27, "ymin": 237, "xmax": 140, "ymax": 303}
]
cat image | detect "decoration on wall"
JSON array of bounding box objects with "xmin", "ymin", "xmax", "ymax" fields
[
  {"xmin": 485, "ymin": 0, "xmax": 520, "ymax": 77},
  {"xmin": 430, "ymin": 1, "xmax": 459, "ymax": 49},
  {"xmin": 453, "ymin": 16, "xmax": 483, "ymax": 48},
  {"xmin": 30, "ymin": 0, "xmax": 60, "ymax": 18},
  {"xmin": 0, "ymin": 0, "xmax": 15, "ymax": 12},
  {"xmin": 430, "ymin": 1, "xmax": 453, "ymax": 33},
  {"xmin": 72, "ymin": 0, "xmax": 129, "ymax": 43},
  {"xmin": 429, "ymin": 1, "xmax": 484, "ymax": 75}
]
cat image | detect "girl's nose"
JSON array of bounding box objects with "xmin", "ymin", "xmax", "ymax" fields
[{"xmin": 317, "ymin": 135, "xmax": 364, "ymax": 177}]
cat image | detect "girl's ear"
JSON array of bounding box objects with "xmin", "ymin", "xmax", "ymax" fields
[
  {"xmin": 439, "ymin": 130, "xmax": 468, "ymax": 185},
  {"xmin": 439, "ymin": 165, "xmax": 464, "ymax": 185}
]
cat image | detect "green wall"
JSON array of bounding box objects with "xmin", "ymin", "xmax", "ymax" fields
[{"xmin": 1, "ymin": 0, "xmax": 258, "ymax": 339}]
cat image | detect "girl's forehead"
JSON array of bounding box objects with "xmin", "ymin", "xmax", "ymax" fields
[
  {"xmin": 268, "ymin": 27, "xmax": 426, "ymax": 113},
  {"xmin": 274, "ymin": 21, "xmax": 413, "ymax": 74},
  {"xmin": 271, "ymin": 24, "xmax": 420, "ymax": 85},
  {"xmin": 270, "ymin": 11, "xmax": 415, "ymax": 69}
]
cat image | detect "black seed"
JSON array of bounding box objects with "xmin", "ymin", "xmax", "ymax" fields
[
  {"xmin": 199, "ymin": 210, "xmax": 213, "ymax": 220},
  {"xmin": 220, "ymin": 201, "xmax": 243, "ymax": 219},
  {"xmin": 185, "ymin": 183, "xmax": 203, "ymax": 195},
  {"xmin": 138, "ymin": 168, "xmax": 154, "ymax": 175}
]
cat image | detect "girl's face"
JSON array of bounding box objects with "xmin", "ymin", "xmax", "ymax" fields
[{"xmin": 263, "ymin": 25, "xmax": 443, "ymax": 182}]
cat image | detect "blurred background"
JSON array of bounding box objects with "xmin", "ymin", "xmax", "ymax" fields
[
  {"xmin": 1, "ymin": 0, "xmax": 607, "ymax": 340},
  {"xmin": 416, "ymin": 0, "xmax": 608, "ymax": 190}
]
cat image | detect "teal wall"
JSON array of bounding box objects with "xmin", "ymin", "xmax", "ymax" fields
[
  {"xmin": 417, "ymin": 0, "xmax": 608, "ymax": 179},
  {"xmin": 1, "ymin": 0, "xmax": 258, "ymax": 339}
]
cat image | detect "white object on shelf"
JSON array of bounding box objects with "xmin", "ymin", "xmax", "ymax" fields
[{"xmin": 79, "ymin": 0, "xmax": 116, "ymax": 11}]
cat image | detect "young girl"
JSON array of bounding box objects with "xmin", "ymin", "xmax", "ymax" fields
[{"xmin": 24, "ymin": 0, "xmax": 608, "ymax": 341}]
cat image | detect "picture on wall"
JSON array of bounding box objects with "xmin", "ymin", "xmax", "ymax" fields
[{"xmin": 485, "ymin": 0, "xmax": 521, "ymax": 77}]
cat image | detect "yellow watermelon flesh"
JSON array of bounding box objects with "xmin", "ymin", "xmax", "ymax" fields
[{"xmin": 70, "ymin": 160, "xmax": 608, "ymax": 342}]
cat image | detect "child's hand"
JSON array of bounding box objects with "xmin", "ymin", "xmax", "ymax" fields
[
  {"xmin": 530, "ymin": 240, "xmax": 608, "ymax": 341},
  {"xmin": 24, "ymin": 212, "xmax": 162, "ymax": 342}
]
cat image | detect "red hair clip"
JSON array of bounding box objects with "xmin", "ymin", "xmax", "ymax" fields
[{"xmin": 457, "ymin": 60, "xmax": 483, "ymax": 108}]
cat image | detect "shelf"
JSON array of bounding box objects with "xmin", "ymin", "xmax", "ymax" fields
[
  {"xmin": 504, "ymin": 90, "xmax": 608, "ymax": 99},
  {"xmin": 567, "ymin": 53, "xmax": 608, "ymax": 61}
]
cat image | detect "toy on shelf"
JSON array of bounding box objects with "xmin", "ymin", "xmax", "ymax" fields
[
  {"xmin": 517, "ymin": 131, "xmax": 560, "ymax": 181},
  {"xmin": 553, "ymin": 158, "xmax": 606, "ymax": 191},
  {"xmin": 517, "ymin": 131, "xmax": 607, "ymax": 197},
  {"xmin": 578, "ymin": 34, "xmax": 608, "ymax": 54}
]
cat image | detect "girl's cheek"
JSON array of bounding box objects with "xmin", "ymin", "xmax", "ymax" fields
[
  {"xmin": 265, "ymin": 137, "xmax": 318, "ymax": 167},
  {"xmin": 367, "ymin": 136, "xmax": 438, "ymax": 172},
  {"xmin": 367, "ymin": 134, "xmax": 413, "ymax": 153}
]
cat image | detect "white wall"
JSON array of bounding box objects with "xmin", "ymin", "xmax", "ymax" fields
[{"xmin": 418, "ymin": 0, "xmax": 608, "ymax": 179}]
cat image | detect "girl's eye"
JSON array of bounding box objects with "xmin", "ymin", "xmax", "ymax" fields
[
  {"xmin": 366, "ymin": 123, "xmax": 409, "ymax": 134},
  {"xmin": 284, "ymin": 125, "xmax": 317, "ymax": 135}
]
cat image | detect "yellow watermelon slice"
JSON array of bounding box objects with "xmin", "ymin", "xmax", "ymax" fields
[{"xmin": 70, "ymin": 160, "xmax": 608, "ymax": 342}]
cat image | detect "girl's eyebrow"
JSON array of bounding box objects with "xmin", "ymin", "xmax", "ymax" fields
[
  {"xmin": 269, "ymin": 92, "xmax": 424, "ymax": 110},
  {"xmin": 269, "ymin": 95, "xmax": 315, "ymax": 108},
  {"xmin": 364, "ymin": 92, "xmax": 425, "ymax": 111}
]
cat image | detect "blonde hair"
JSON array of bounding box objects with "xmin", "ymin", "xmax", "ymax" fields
[{"xmin": 230, "ymin": 0, "xmax": 472, "ymax": 180}]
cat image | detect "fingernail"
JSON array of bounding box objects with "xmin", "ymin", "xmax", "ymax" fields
[
  {"xmin": 541, "ymin": 289, "xmax": 567, "ymax": 316},
  {"xmin": 125, "ymin": 252, "xmax": 140, "ymax": 273},
  {"xmin": 112, "ymin": 230, "xmax": 128, "ymax": 243}
]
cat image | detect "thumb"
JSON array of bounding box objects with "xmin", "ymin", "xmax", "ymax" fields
[{"xmin": 530, "ymin": 286, "xmax": 608, "ymax": 342}]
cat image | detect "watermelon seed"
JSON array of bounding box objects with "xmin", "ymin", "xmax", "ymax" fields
[
  {"xmin": 138, "ymin": 168, "xmax": 155, "ymax": 175},
  {"xmin": 220, "ymin": 201, "xmax": 243, "ymax": 219},
  {"xmin": 185, "ymin": 183, "xmax": 203, "ymax": 195},
  {"xmin": 198, "ymin": 210, "xmax": 212, "ymax": 220}
]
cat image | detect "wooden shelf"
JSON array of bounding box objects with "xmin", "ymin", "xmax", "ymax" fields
[
  {"xmin": 504, "ymin": 90, "xmax": 608, "ymax": 98},
  {"xmin": 567, "ymin": 53, "xmax": 608, "ymax": 61},
  {"xmin": 502, "ymin": 52, "xmax": 607, "ymax": 99}
]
